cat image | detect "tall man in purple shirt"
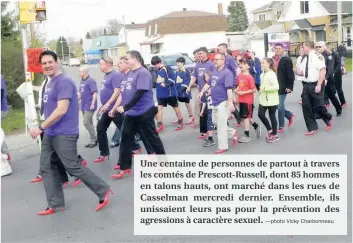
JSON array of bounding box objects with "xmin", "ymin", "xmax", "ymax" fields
[
  {"xmin": 218, "ymin": 43, "xmax": 237, "ymax": 83},
  {"xmin": 78, "ymin": 66, "xmax": 98, "ymax": 148},
  {"xmin": 95, "ymin": 56, "xmax": 141, "ymax": 162},
  {"xmin": 186, "ymin": 47, "xmax": 215, "ymax": 138},
  {"xmin": 198, "ymin": 53, "xmax": 237, "ymax": 154},
  {"xmin": 30, "ymin": 50, "xmax": 111, "ymax": 215},
  {"xmin": 1, "ymin": 76, "xmax": 10, "ymax": 160}
]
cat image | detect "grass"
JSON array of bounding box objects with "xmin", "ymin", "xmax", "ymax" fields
[
  {"xmin": 1, "ymin": 108, "xmax": 25, "ymax": 134},
  {"xmin": 345, "ymin": 57, "xmax": 352, "ymax": 72}
]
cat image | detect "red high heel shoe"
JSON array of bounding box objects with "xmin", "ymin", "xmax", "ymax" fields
[
  {"xmin": 175, "ymin": 123, "xmax": 184, "ymax": 131},
  {"xmin": 95, "ymin": 189, "xmax": 114, "ymax": 211},
  {"xmin": 172, "ymin": 119, "xmax": 178, "ymax": 124},
  {"xmin": 114, "ymin": 164, "xmax": 120, "ymax": 170},
  {"xmin": 132, "ymin": 148, "xmax": 142, "ymax": 158},
  {"xmin": 82, "ymin": 160, "xmax": 87, "ymax": 166},
  {"xmin": 37, "ymin": 207, "xmax": 64, "ymax": 216},
  {"xmin": 6, "ymin": 153, "xmax": 11, "ymax": 161},
  {"xmin": 94, "ymin": 155, "xmax": 109, "ymax": 163},
  {"xmin": 305, "ymin": 130, "xmax": 317, "ymax": 136},
  {"xmin": 156, "ymin": 123, "xmax": 164, "ymax": 133},
  {"xmin": 111, "ymin": 169, "xmax": 132, "ymax": 179},
  {"xmin": 31, "ymin": 175, "xmax": 43, "ymax": 183},
  {"xmin": 72, "ymin": 179, "xmax": 81, "ymax": 187},
  {"xmin": 185, "ymin": 116, "xmax": 194, "ymax": 125},
  {"xmin": 62, "ymin": 181, "xmax": 69, "ymax": 188},
  {"xmin": 215, "ymin": 149, "xmax": 227, "ymax": 154},
  {"xmin": 232, "ymin": 132, "xmax": 238, "ymax": 146}
]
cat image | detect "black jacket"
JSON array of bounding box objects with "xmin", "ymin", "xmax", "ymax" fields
[
  {"xmin": 332, "ymin": 51, "xmax": 342, "ymax": 76},
  {"xmin": 276, "ymin": 56, "xmax": 295, "ymax": 95},
  {"xmin": 337, "ymin": 45, "xmax": 348, "ymax": 57},
  {"xmin": 322, "ymin": 51, "xmax": 335, "ymax": 79}
]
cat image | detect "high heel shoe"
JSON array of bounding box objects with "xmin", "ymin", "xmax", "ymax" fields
[
  {"xmin": 95, "ymin": 189, "xmax": 114, "ymax": 211},
  {"xmin": 111, "ymin": 169, "xmax": 132, "ymax": 179},
  {"xmin": 37, "ymin": 207, "xmax": 64, "ymax": 216},
  {"xmin": 113, "ymin": 164, "xmax": 120, "ymax": 170},
  {"xmin": 232, "ymin": 132, "xmax": 238, "ymax": 146},
  {"xmin": 62, "ymin": 181, "xmax": 69, "ymax": 188},
  {"xmin": 72, "ymin": 179, "xmax": 81, "ymax": 187},
  {"xmin": 132, "ymin": 148, "xmax": 142, "ymax": 158},
  {"xmin": 94, "ymin": 155, "xmax": 109, "ymax": 163},
  {"xmin": 31, "ymin": 175, "xmax": 43, "ymax": 183}
]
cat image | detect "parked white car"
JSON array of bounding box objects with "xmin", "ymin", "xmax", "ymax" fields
[{"xmin": 68, "ymin": 58, "xmax": 80, "ymax": 67}]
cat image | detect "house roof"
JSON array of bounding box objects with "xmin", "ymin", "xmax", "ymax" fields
[
  {"xmin": 110, "ymin": 42, "xmax": 126, "ymax": 48},
  {"xmin": 145, "ymin": 10, "xmax": 227, "ymax": 35},
  {"xmin": 252, "ymin": 20, "xmax": 274, "ymax": 30},
  {"xmin": 140, "ymin": 35, "xmax": 164, "ymax": 45},
  {"xmin": 125, "ymin": 23, "xmax": 146, "ymax": 30},
  {"xmin": 330, "ymin": 15, "xmax": 353, "ymax": 25},
  {"xmin": 319, "ymin": 1, "xmax": 353, "ymax": 14},
  {"xmin": 294, "ymin": 19, "xmax": 312, "ymax": 29},
  {"xmin": 258, "ymin": 23, "xmax": 285, "ymax": 33},
  {"xmin": 251, "ymin": 1, "xmax": 282, "ymax": 13}
]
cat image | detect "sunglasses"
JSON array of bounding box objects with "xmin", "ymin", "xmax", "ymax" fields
[{"xmin": 315, "ymin": 46, "xmax": 322, "ymax": 49}]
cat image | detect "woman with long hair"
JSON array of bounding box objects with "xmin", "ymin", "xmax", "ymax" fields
[
  {"xmin": 111, "ymin": 50, "xmax": 166, "ymax": 179},
  {"xmin": 258, "ymin": 58, "xmax": 280, "ymax": 143}
]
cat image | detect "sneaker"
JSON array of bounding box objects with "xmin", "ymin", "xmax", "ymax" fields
[
  {"xmin": 267, "ymin": 134, "xmax": 280, "ymax": 143},
  {"xmin": 255, "ymin": 125, "xmax": 262, "ymax": 138},
  {"xmin": 109, "ymin": 142, "xmax": 119, "ymax": 148},
  {"xmin": 203, "ymin": 140, "xmax": 215, "ymax": 147},
  {"xmin": 238, "ymin": 135, "xmax": 252, "ymax": 143}
]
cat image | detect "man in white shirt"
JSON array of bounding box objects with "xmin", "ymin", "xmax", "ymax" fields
[{"xmin": 295, "ymin": 41, "xmax": 333, "ymax": 136}]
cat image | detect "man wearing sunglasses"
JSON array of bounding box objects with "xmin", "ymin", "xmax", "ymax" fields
[{"xmin": 315, "ymin": 41, "xmax": 342, "ymax": 116}]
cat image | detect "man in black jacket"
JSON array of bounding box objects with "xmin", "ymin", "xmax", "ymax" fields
[
  {"xmin": 329, "ymin": 46, "xmax": 346, "ymax": 108},
  {"xmin": 316, "ymin": 42, "xmax": 342, "ymax": 116},
  {"xmin": 273, "ymin": 43, "xmax": 295, "ymax": 133}
]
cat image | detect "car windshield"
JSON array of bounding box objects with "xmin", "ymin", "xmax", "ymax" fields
[{"xmin": 161, "ymin": 55, "xmax": 193, "ymax": 66}]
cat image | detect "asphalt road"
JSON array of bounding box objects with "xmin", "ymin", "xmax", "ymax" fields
[{"xmin": 2, "ymin": 66, "xmax": 352, "ymax": 243}]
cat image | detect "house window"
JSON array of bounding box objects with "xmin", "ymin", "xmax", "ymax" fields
[
  {"xmin": 154, "ymin": 24, "xmax": 158, "ymax": 35},
  {"xmin": 300, "ymin": 1, "xmax": 309, "ymax": 14},
  {"xmin": 259, "ymin": 14, "xmax": 265, "ymax": 21},
  {"xmin": 276, "ymin": 11, "xmax": 282, "ymax": 19},
  {"xmin": 148, "ymin": 25, "xmax": 151, "ymax": 36}
]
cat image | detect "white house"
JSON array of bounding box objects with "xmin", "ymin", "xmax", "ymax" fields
[
  {"xmin": 251, "ymin": 1, "xmax": 286, "ymax": 22},
  {"xmin": 139, "ymin": 7, "xmax": 227, "ymax": 64},
  {"xmin": 108, "ymin": 23, "xmax": 146, "ymax": 63}
]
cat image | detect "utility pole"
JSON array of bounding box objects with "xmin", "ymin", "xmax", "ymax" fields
[
  {"xmin": 122, "ymin": 15, "xmax": 129, "ymax": 51},
  {"xmin": 60, "ymin": 36, "xmax": 65, "ymax": 60},
  {"xmin": 337, "ymin": 1, "xmax": 342, "ymax": 44}
]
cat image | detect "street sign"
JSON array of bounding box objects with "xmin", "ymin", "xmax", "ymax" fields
[
  {"xmin": 26, "ymin": 48, "xmax": 43, "ymax": 73},
  {"xmin": 19, "ymin": 1, "xmax": 36, "ymax": 24}
]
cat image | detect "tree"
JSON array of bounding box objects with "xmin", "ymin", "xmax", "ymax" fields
[
  {"xmin": 85, "ymin": 32, "xmax": 92, "ymax": 39},
  {"xmin": 227, "ymin": 1, "xmax": 249, "ymax": 32},
  {"xmin": 56, "ymin": 36, "xmax": 70, "ymax": 60},
  {"xmin": 89, "ymin": 27, "xmax": 104, "ymax": 38},
  {"xmin": 1, "ymin": 1, "xmax": 26, "ymax": 108},
  {"xmin": 107, "ymin": 19, "xmax": 122, "ymax": 35},
  {"xmin": 47, "ymin": 39, "xmax": 57, "ymax": 51}
]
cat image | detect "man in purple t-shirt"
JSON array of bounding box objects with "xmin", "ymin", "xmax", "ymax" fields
[
  {"xmin": 78, "ymin": 66, "xmax": 98, "ymax": 148},
  {"xmin": 95, "ymin": 56, "xmax": 141, "ymax": 162},
  {"xmin": 198, "ymin": 53, "xmax": 237, "ymax": 154},
  {"xmin": 1, "ymin": 76, "xmax": 9, "ymax": 160},
  {"xmin": 186, "ymin": 47, "xmax": 215, "ymax": 137},
  {"xmin": 29, "ymin": 50, "xmax": 111, "ymax": 215}
]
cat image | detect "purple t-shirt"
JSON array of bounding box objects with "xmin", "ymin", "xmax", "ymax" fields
[
  {"xmin": 193, "ymin": 59, "xmax": 214, "ymax": 91},
  {"xmin": 1, "ymin": 76, "xmax": 8, "ymax": 112},
  {"xmin": 43, "ymin": 74, "xmax": 79, "ymax": 136},
  {"xmin": 100, "ymin": 71, "xmax": 123, "ymax": 111},
  {"xmin": 80, "ymin": 76, "xmax": 98, "ymax": 112},
  {"xmin": 122, "ymin": 67, "xmax": 154, "ymax": 116},
  {"xmin": 209, "ymin": 67, "xmax": 233, "ymax": 106},
  {"xmin": 225, "ymin": 54, "xmax": 237, "ymax": 84}
]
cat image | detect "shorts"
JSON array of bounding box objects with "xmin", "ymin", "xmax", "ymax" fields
[
  {"xmin": 239, "ymin": 102, "xmax": 254, "ymax": 119},
  {"xmin": 157, "ymin": 97, "xmax": 179, "ymax": 108},
  {"xmin": 177, "ymin": 97, "xmax": 190, "ymax": 103}
]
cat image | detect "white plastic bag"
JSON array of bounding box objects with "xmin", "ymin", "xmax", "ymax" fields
[{"xmin": 1, "ymin": 128, "xmax": 12, "ymax": 177}]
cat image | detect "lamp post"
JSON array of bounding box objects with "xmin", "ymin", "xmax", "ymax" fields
[{"xmin": 60, "ymin": 36, "xmax": 64, "ymax": 61}]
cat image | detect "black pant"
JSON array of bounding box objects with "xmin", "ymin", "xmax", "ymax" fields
[
  {"xmin": 119, "ymin": 106, "xmax": 166, "ymax": 170},
  {"xmin": 302, "ymin": 82, "xmax": 332, "ymax": 132},
  {"xmin": 97, "ymin": 112, "xmax": 140, "ymax": 156},
  {"xmin": 137, "ymin": 129, "xmax": 154, "ymax": 154},
  {"xmin": 324, "ymin": 76, "xmax": 342, "ymax": 113},
  {"xmin": 334, "ymin": 74, "xmax": 346, "ymax": 105},
  {"xmin": 258, "ymin": 105, "xmax": 278, "ymax": 135},
  {"xmin": 200, "ymin": 103, "xmax": 208, "ymax": 134}
]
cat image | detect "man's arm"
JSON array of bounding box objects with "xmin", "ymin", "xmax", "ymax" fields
[
  {"xmin": 285, "ymin": 58, "xmax": 295, "ymax": 90},
  {"xmin": 41, "ymin": 99, "xmax": 70, "ymax": 129},
  {"xmin": 333, "ymin": 52, "xmax": 342, "ymax": 75},
  {"xmin": 91, "ymin": 92, "xmax": 97, "ymax": 107},
  {"xmin": 318, "ymin": 68, "xmax": 326, "ymax": 86},
  {"xmin": 112, "ymin": 94, "xmax": 122, "ymax": 111}
]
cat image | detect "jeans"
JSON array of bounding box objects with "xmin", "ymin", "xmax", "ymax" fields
[
  {"xmin": 111, "ymin": 127, "xmax": 120, "ymax": 144},
  {"xmin": 278, "ymin": 94, "xmax": 293, "ymax": 128}
]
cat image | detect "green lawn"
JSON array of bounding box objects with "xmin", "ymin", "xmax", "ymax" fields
[
  {"xmin": 345, "ymin": 57, "xmax": 352, "ymax": 72},
  {"xmin": 1, "ymin": 109, "xmax": 25, "ymax": 134}
]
